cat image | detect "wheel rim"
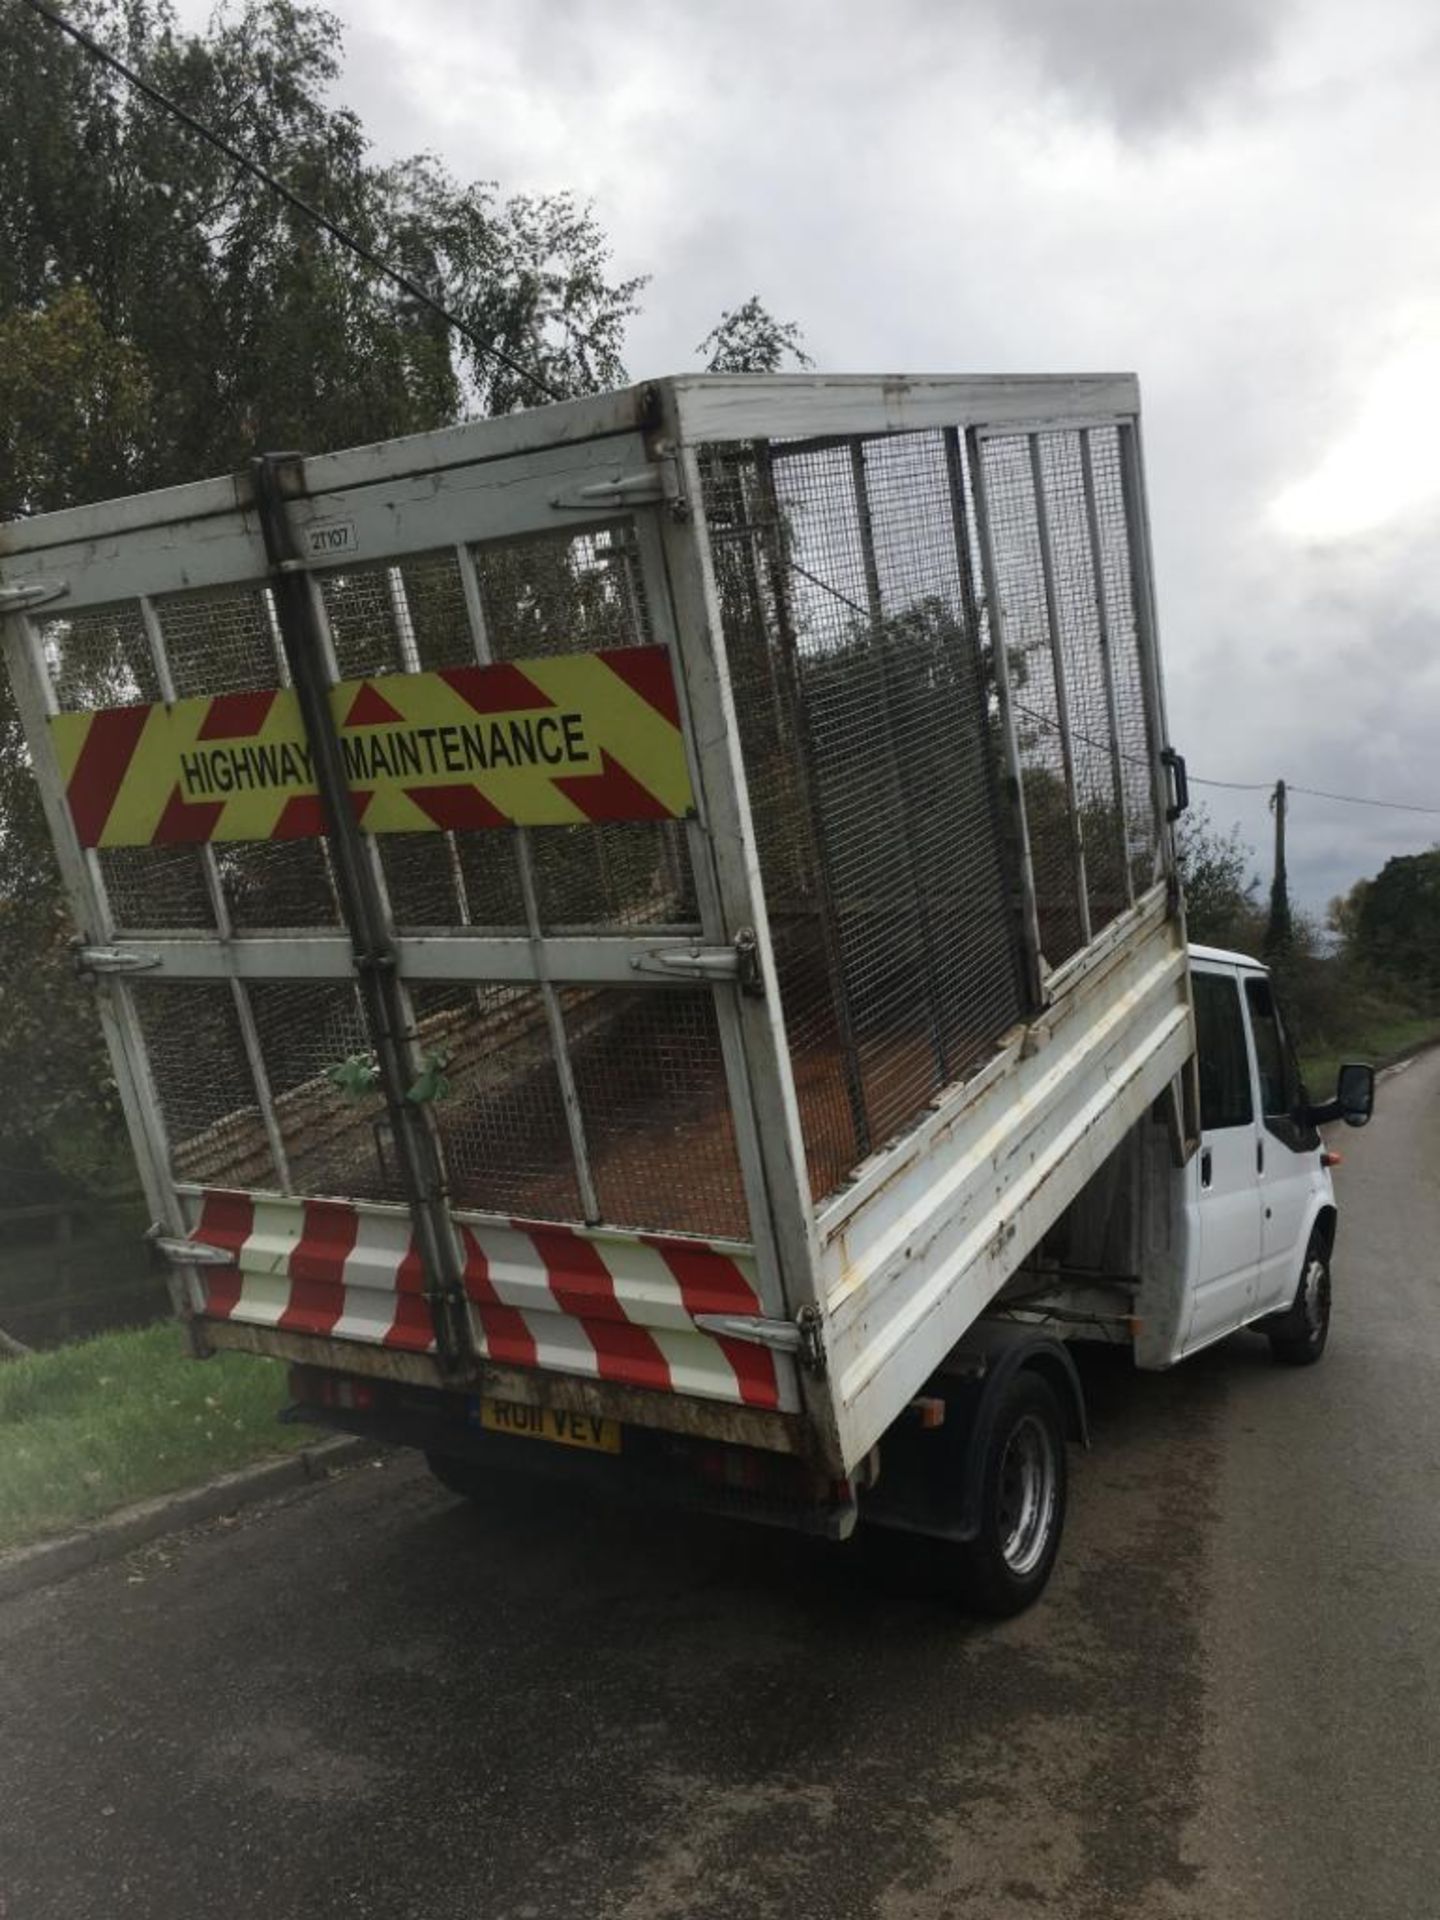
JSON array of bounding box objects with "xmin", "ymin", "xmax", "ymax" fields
[
  {"xmin": 1302, "ymin": 1256, "xmax": 1330, "ymax": 1344},
  {"xmin": 997, "ymin": 1413, "xmax": 1058, "ymax": 1577}
]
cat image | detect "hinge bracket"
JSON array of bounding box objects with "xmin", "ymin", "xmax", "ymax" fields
[
  {"xmin": 148, "ymin": 1227, "xmax": 236, "ymax": 1269},
  {"xmin": 694, "ymin": 1302, "xmax": 828, "ymax": 1377},
  {"xmin": 550, "ymin": 451, "xmax": 688, "ymax": 521},
  {"xmin": 74, "ymin": 944, "xmax": 162, "ymax": 976},
  {"xmin": 0, "ymin": 580, "xmax": 69, "ymax": 614},
  {"xmin": 628, "ymin": 928, "xmax": 762, "ymax": 994}
]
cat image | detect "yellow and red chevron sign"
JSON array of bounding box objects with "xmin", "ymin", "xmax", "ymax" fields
[{"xmin": 48, "ymin": 647, "xmax": 694, "ymax": 847}]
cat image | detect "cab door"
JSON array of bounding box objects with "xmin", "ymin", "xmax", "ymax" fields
[
  {"xmin": 1242, "ymin": 972, "xmax": 1322, "ymax": 1312},
  {"xmin": 1184, "ymin": 965, "xmax": 1264, "ymax": 1350}
]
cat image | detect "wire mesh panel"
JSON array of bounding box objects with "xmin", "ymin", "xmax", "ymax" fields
[
  {"xmin": 1036, "ymin": 435, "xmax": 1132, "ymax": 930},
  {"xmin": 246, "ymin": 981, "xmax": 402, "ymax": 1203},
  {"xmin": 38, "ymin": 602, "xmax": 216, "ymax": 931},
  {"xmin": 978, "ymin": 426, "xmax": 1159, "ymax": 928},
  {"xmin": 406, "ymin": 982, "xmax": 583, "ymax": 1221},
  {"xmin": 561, "ymin": 986, "xmax": 750, "ymax": 1240},
  {"xmin": 131, "ymin": 982, "xmax": 277, "ymax": 1191},
  {"xmin": 976, "ymin": 435, "xmax": 1090, "ymax": 969},
  {"xmin": 700, "ymin": 430, "xmax": 1024, "ymax": 1202}
]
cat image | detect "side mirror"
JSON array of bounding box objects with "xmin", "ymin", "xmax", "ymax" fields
[
  {"xmin": 1308, "ymin": 1061, "xmax": 1376, "ymax": 1130},
  {"xmin": 1336, "ymin": 1061, "xmax": 1376, "ymax": 1128}
]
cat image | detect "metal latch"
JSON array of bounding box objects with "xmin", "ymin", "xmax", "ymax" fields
[
  {"xmin": 74, "ymin": 945, "xmax": 162, "ymax": 976},
  {"xmin": 0, "ymin": 580, "xmax": 69, "ymax": 613},
  {"xmin": 694, "ymin": 1304, "xmax": 827, "ymax": 1377},
  {"xmin": 629, "ymin": 929, "xmax": 762, "ymax": 994}
]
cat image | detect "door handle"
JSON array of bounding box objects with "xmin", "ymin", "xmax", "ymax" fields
[
  {"xmin": 1256, "ymin": 1139, "xmax": 1265, "ymax": 1174},
  {"xmin": 1200, "ymin": 1147, "xmax": 1213, "ymax": 1189}
]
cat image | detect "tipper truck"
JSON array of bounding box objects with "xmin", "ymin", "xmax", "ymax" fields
[{"xmin": 0, "ymin": 373, "xmax": 1375, "ymax": 1612}]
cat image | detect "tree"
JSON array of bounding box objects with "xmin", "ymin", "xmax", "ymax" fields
[
  {"xmin": 0, "ymin": 0, "xmax": 648, "ymax": 1201},
  {"xmin": 697, "ymin": 297, "xmax": 813, "ymax": 374},
  {"xmin": 1175, "ymin": 807, "xmax": 1265, "ymax": 953},
  {"xmin": 0, "ymin": 0, "xmax": 647, "ymax": 510},
  {"xmin": 1346, "ymin": 848, "xmax": 1440, "ymax": 995}
]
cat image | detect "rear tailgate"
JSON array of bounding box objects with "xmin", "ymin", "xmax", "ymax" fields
[{"xmin": 0, "ymin": 388, "xmax": 810, "ymax": 1449}]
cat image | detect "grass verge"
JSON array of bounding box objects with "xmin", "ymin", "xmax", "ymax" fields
[
  {"xmin": 0, "ymin": 1322, "xmax": 309, "ymax": 1553},
  {"xmin": 1301, "ymin": 1014, "xmax": 1440, "ymax": 1101}
]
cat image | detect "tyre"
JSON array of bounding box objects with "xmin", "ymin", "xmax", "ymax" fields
[
  {"xmin": 943, "ymin": 1370, "xmax": 1068, "ymax": 1618},
  {"xmin": 1267, "ymin": 1239, "xmax": 1331, "ymax": 1367}
]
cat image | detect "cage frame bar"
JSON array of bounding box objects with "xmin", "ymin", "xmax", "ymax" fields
[
  {"xmin": 964, "ymin": 428, "xmax": 1047, "ymax": 1004},
  {"xmin": 1027, "ymin": 434, "xmax": 1094, "ymax": 950},
  {"xmin": 1079, "ymin": 429, "xmax": 1136, "ymax": 911}
]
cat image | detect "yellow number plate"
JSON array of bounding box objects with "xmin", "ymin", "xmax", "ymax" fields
[{"xmin": 479, "ymin": 1399, "xmax": 621, "ymax": 1454}]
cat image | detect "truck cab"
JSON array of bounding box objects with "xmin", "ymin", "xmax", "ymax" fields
[{"xmin": 1172, "ymin": 944, "xmax": 1373, "ymax": 1365}]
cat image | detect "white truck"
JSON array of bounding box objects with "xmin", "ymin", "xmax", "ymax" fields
[{"xmin": 0, "ymin": 373, "xmax": 1374, "ymax": 1613}]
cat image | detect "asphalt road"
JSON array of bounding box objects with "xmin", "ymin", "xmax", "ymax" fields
[{"xmin": 2, "ymin": 1050, "xmax": 1436, "ymax": 1920}]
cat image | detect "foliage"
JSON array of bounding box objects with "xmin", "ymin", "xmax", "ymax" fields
[
  {"xmin": 1341, "ymin": 848, "xmax": 1440, "ymax": 996},
  {"xmin": 698, "ymin": 296, "xmax": 813, "ymax": 374},
  {"xmin": 0, "ymin": 0, "xmax": 648, "ymax": 1201},
  {"xmin": 1175, "ymin": 806, "xmax": 1265, "ymax": 954},
  {"xmin": 0, "ymin": 1321, "xmax": 306, "ymax": 1549},
  {"xmin": 0, "ymin": 0, "xmax": 646, "ymax": 501}
]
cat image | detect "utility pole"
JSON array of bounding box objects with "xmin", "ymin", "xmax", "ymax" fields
[{"xmin": 1266, "ymin": 778, "xmax": 1293, "ymax": 955}]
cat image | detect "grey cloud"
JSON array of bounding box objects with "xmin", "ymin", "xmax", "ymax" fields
[{"xmin": 990, "ymin": 0, "xmax": 1291, "ymax": 134}]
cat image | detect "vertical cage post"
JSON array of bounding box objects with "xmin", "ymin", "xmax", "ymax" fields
[
  {"xmin": 452, "ymin": 541, "xmax": 602, "ymax": 1225},
  {"xmin": 629, "ymin": 507, "xmax": 794, "ymax": 1315},
  {"xmin": 1078, "ymin": 431, "xmax": 1135, "ymax": 910},
  {"xmin": 1027, "ymin": 436, "xmax": 1092, "ymax": 948},
  {"xmin": 250, "ymin": 456, "xmax": 472, "ymax": 1369},
  {"xmin": 137, "ymin": 595, "xmax": 294, "ymax": 1193},
  {"xmin": 848, "ymin": 441, "xmax": 949, "ymax": 1083},
  {"xmin": 754, "ymin": 443, "xmax": 872, "ymax": 1160},
  {"xmin": 965, "ymin": 430, "xmax": 1046, "ymax": 1006},
  {"xmin": 0, "ymin": 608, "xmax": 206, "ymax": 1335},
  {"xmin": 1116, "ymin": 423, "xmax": 1175, "ymax": 887}
]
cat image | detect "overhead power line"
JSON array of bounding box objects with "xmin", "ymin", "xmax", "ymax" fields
[{"xmin": 15, "ymin": 0, "xmax": 563, "ymax": 405}]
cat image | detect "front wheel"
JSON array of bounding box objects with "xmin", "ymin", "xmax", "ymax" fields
[
  {"xmin": 942, "ymin": 1371, "xmax": 1068, "ymax": 1618},
  {"xmin": 1267, "ymin": 1240, "xmax": 1331, "ymax": 1366}
]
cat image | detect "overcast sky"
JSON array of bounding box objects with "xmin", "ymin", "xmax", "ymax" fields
[{"xmin": 177, "ymin": 0, "xmax": 1440, "ymax": 913}]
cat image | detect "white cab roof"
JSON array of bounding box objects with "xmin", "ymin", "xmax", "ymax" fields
[{"xmin": 1188, "ymin": 941, "xmax": 1267, "ymax": 972}]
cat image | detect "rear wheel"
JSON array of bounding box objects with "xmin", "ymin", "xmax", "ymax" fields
[
  {"xmin": 1267, "ymin": 1240, "xmax": 1331, "ymax": 1366},
  {"xmin": 942, "ymin": 1371, "xmax": 1068, "ymax": 1618}
]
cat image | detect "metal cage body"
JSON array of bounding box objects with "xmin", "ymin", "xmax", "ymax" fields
[{"xmin": 0, "ymin": 374, "xmax": 1193, "ymax": 1472}]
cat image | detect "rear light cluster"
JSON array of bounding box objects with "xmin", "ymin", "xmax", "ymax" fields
[{"xmin": 288, "ymin": 1365, "xmax": 376, "ymax": 1413}]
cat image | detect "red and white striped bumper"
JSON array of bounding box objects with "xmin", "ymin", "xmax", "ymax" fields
[{"xmin": 186, "ymin": 1191, "xmax": 798, "ymax": 1414}]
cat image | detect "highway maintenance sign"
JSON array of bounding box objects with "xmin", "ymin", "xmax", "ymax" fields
[{"xmin": 48, "ymin": 646, "xmax": 694, "ymax": 847}]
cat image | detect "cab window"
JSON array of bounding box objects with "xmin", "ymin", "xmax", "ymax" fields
[
  {"xmin": 1192, "ymin": 972, "xmax": 1253, "ymax": 1131},
  {"xmin": 1244, "ymin": 975, "xmax": 1318, "ymax": 1152}
]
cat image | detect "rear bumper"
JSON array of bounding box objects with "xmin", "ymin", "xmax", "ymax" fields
[{"xmin": 285, "ymin": 1369, "xmax": 858, "ymax": 1540}]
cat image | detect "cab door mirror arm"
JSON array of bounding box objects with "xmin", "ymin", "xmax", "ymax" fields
[{"xmin": 1306, "ymin": 1061, "xmax": 1376, "ymax": 1130}]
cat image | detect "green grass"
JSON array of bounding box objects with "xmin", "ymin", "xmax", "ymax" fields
[
  {"xmin": 1301, "ymin": 1015, "xmax": 1440, "ymax": 1101},
  {"xmin": 0, "ymin": 1322, "xmax": 309, "ymax": 1552}
]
